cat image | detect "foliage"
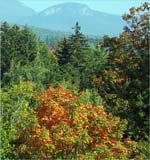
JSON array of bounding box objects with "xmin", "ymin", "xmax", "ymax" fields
[
  {"xmin": 122, "ymin": 2, "xmax": 149, "ymax": 53},
  {"xmin": 1, "ymin": 3, "xmax": 149, "ymax": 159},
  {"xmin": 132, "ymin": 141, "xmax": 150, "ymax": 160},
  {"xmin": 93, "ymin": 51, "xmax": 149, "ymax": 140},
  {"xmin": 55, "ymin": 22, "xmax": 108, "ymax": 89},
  {"xmin": 93, "ymin": 3, "xmax": 149, "ymax": 140},
  {"xmin": 1, "ymin": 23, "xmax": 38, "ymax": 78},
  {"xmin": 1, "ymin": 23, "xmax": 61, "ymax": 88},
  {"xmin": 0, "ymin": 82, "xmax": 37, "ymax": 159},
  {"xmin": 15, "ymin": 85, "xmax": 135, "ymax": 159},
  {"xmin": 102, "ymin": 2, "xmax": 149, "ymax": 53},
  {"xmin": 80, "ymin": 88, "xmax": 102, "ymax": 106}
]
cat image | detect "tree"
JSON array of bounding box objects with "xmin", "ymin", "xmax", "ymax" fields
[
  {"xmin": 93, "ymin": 2, "xmax": 149, "ymax": 140},
  {"xmin": 102, "ymin": 2, "xmax": 149, "ymax": 54},
  {"xmin": 121, "ymin": 2, "xmax": 149, "ymax": 53},
  {"xmin": 1, "ymin": 82, "xmax": 37, "ymax": 159},
  {"xmin": 69, "ymin": 22, "xmax": 89, "ymax": 67},
  {"xmin": 55, "ymin": 37, "xmax": 71, "ymax": 65},
  {"xmin": 55, "ymin": 22, "xmax": 108, "ymax": 90},
  {"xmin": 79, "ymin": 44, "xmax": 108, "ymax": 89},
  {"xmin": 1, "ymin": 23, "xmax": 38, "ymax": 81},
  {"xmin": 56, "ymin": 22, "xmax": 88, "ymax": 66},
  {"xmin": 1, "ymin": 23, "xmax": 61, "ymax": 88},
  {"xmin": 16, "ymin": 85, "xmax": 135, "ymax": 159}
]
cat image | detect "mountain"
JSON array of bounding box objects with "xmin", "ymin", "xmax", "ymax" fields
[
  {"xmin": 26, "ymin": 3, "xmax": 126, "ymax": 36},
  {"xmin": 0, "ymin": 0, "xmax": 36, "ymax": 23},
  {"xmin": 0, "ymin": 1, "xmax": 126, "ymax": 36}
]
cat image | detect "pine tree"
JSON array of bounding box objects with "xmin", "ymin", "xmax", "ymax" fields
[
  {"xmin": 56, "ymin": 37, "xmax": 71, "ymax": 65},
  {"xmin": 69, "ymin": 22, "xmax": 88, "ymax": 67},
  {"xmin": 1, "ymin": 23, "xmax": 38, "ymax": 84}
]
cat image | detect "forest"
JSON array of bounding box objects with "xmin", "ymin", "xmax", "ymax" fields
[{"xmin": 0, "ymin": 2, "xmax": 149, "ymax": 160}]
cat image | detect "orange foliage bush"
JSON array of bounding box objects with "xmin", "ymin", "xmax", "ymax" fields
[{"xmin": 17, "ymin": 85, "xmax": 135, "ymax": 159}]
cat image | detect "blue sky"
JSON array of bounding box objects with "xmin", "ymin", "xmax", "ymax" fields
[{"xmin": 20, "ymin": 0, "xmax": 149, "ymax": 15}]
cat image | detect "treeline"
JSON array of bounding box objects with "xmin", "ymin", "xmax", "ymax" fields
[
  {"xmin": 0, "ymin": 2, "xmax": 149, "ymax": 159},
  {"xmin": 31, "ymin": 26, "xmax": 100, "ymax": 46},
  {"xmin": 31, "ymin": 26, "xmax": 70, "ymax": 46}
]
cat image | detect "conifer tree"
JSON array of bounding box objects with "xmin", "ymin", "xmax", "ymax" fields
[
  {"xmin": 56, "ymin": 37, "xmax": 71, "ymax": 65},
  {"xmin": 69, "ymin": 22, "xmax": 88, "ymax": 67},
  {"xmin": 1, "ymin": 23, "xmax": 38, "ymax": 79}
]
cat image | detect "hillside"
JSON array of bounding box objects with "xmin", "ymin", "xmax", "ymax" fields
[
  {"xmin": 0, "ymin": 0, "xmax": 36, "ymax": 23},
  {"xmin": 0, "ymin": 1, "xmax": 126, "ymax": 36},
  {"xmin": 26, "ymin": 3, "xmax": 125, "ymax": 36}
]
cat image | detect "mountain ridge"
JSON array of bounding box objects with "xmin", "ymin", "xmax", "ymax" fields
[
  {"xmin": 26, "ymin": 2, "xmax": 125, "ymax": 36},
  {"xmin": 0, "ymin": 1, "xmax": 126, "ymax": 36},
  {"xmin": 40, "ymin": 2, "xmax": 120, "ymax": 17},
  {"xmin": 0, "ymin": 0, "xmax": 36, "ymax": 23},
  {"xmin": 40, "ymin": 3, "xmax": 93, "ymax": 16}
]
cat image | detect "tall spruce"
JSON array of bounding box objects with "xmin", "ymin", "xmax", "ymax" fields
[
  {"xmin": 69, "ymin": 22, "xmax": 88, "ymax": 67},
  {"xmin": 1, "ymin": 23, "xmax": 38, "ymax": 80}
]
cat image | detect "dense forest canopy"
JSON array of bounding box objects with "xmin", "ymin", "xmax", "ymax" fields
[{"xmin": 0, "ymin": 2, "xmax": 149, "ymax": 160}]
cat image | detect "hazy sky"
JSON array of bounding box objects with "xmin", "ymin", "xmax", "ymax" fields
[{"xmin": 19, "ymin": 0, "xmax": 149, "ymax": 15}]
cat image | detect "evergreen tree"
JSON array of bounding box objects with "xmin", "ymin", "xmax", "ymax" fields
[
  {"xmin": 55, "ymin": 22, "xmax": 108, "ymax": 90},
  {"xmin": 56, "ymin": 37, "xmax": 71, "ymax": 65},
  {"xmin": 69, "ymin": 22, "xmax": 88, "ymax": 67},
  {"xmin": 1, "ymin": 23, "xmax": 38, "ymax": 80},
  {"xmin": 56, "ymin": 22, "xmax": 88, "ymax": 67},
  {"xmin": 1, "ymin": 23, "xmax": 61, "ymax": 87}
]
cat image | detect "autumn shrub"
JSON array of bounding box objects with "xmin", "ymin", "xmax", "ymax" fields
[{"xmin": 15, "ymin": 85, "xmax": 136, "ymax": 159}]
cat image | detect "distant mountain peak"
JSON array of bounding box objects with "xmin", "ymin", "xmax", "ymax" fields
[
  {"xmin": 41, "ymin": 2, "xmax": 93, "ymax": 16},
  {"xmin": 0, "ymin": 1, "xmax": 125, "ymax": 36},
  {"xmin": 48, "ymin": 2, "xmax": 90, "ymax": 9}
]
